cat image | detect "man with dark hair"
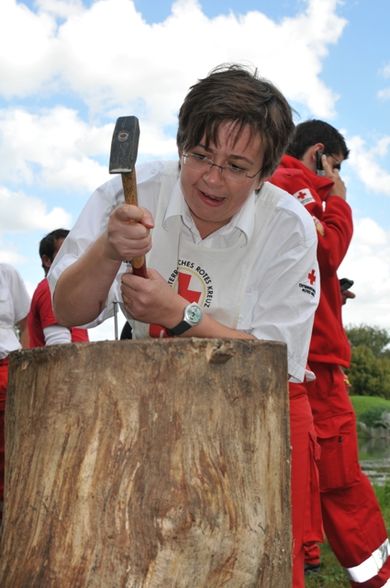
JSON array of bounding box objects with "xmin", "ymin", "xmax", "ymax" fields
[
  {"xmin": 38, "ymin": 228, "xmax": 70, "ymax": 270},
  {"xmin": 28, "ymin": 229, "xmax": 89, "ymax": 347},
  {"xmin": 49, "ymin": 64, "xmax": 320, "ymax": 587},
  {"xmin": 270, "ymin": 119, "xmax": 390, "ymax": 587}
]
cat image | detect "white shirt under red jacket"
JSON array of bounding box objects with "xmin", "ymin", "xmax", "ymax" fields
[{"xmin": 270, "ymin": 154, "xmax": 353, "ymax": 368}]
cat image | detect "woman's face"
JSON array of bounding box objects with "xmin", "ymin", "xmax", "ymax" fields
[{"xmin": 180, "ymin": 121, "xmax": 265, "ymax": 238}]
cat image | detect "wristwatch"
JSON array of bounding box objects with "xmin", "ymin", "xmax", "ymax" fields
[{"xmin": 167, "ymin": 303, "xmax": 203, "ymax": 336}]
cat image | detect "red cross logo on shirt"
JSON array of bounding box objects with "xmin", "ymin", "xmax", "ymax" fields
[
  {"xmin": 149, "ymin": 271, "xmax": 201, "ymax": 338},
  {"xmin": 308, "ymin": 269, "xmax": 316, "ymax": 285},
  {"xmin": 178, "ymin": 272, "xmax": 201, "ymax": 303},
  {"xmin": 297, "ymin": 191, "xmax": 306, "ymax": 200}
]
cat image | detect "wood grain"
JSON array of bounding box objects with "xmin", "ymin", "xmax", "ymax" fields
[{"xmin": 0, "ymin": 338, "xmax": 291, "ymax": 587}]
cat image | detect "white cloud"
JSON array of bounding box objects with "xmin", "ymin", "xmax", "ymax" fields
[
  {"xmin": 0, "ymin": 0, "xmax": 59, "ymax": 97},
  {"xmin": 0, "ymin": 105, "xmax": 178, "ymax": 191},
  {"xmin": 378, "ymin": 88, "xmax": 390, "ymax": 101},
  {"xmin": 0, "ymin": 0, "xmax": 346, "ymax": 121},
  {"xmin": 54, "ymin": 0, "xmax": 345, "ymax": 120},
  {"xmin": 0, "ymin": 0, "xmax": 347, "ymax": 197},
  {"xmin": 0, "ymin": 185, "xmax": 71, "ymax": 231},
  {"xmin": 340, "ymin": 217, "xmax": 390, "ymax": 329},
  {"xmin": 0, "ymin": 247, "xmax": 26, "ymax": 265},
  {"xmin": 88, "ymin": 312, "xmax": 127, "ymax": 342},
  {"xmin": 377, "ymin": 62, "xmax": 390, "ymax": 100},
  {"xmin": 35, "ymin": 0, "xmax": 84, "ymax": 19},
  {"xmin": 380, "ymin": 63, "xmax": 390, "ymax": 78},
  {"xmin": 0, "ymin": 107, "xmax": 111, "ymax": 190},
  {"xmin": 347, "ymin": 135, "xmax": 390, "ymax": 195}
]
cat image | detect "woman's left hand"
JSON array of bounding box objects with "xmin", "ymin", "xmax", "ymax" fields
[{"xmin": 121, "ymin": 268, "xmax": 186, "ymax": 328}]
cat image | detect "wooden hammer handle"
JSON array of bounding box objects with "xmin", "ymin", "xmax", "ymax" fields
[{"xmin": 121, "ymin": 171, "xmax": 147, "ymax": 278}]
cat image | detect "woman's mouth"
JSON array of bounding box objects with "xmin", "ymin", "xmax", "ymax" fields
[{"xmin": 199, "ymin": 190, "xmax": 226, "ymax": 206}]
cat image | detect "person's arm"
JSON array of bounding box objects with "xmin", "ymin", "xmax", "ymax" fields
[
  {"xmin": 121, "ymin": 268, "xmax": 255, "ymax": 340},
  {"xmin": 316, "ymin": 198, "xmax": 353, "ymax": 275},
  {"xmin": 315, "ymin": 157, "xmax": 353, "ymax": 275},
  {"xmin": 53, "ymin": 204, "xmax": 154, "ymax": 327},
  {"xmin": 43, "ymin": 325, "xmax": 72, "ymax": 345},
  {"xmin": 17, "ymin": 316, "xmax": 29, "ymax": 348}
]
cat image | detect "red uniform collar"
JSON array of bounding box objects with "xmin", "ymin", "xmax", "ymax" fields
[{"xmin": 279, "ymin": 154, "xmax": 335, "ymax": 200}]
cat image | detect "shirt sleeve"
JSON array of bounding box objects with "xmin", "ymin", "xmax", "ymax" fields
[
  {"xmin": 240, "ymin": 207, "xmax": 319, "ymax": 382},
  {"xmin": 47, "ymin": 162, "xmax": 165, "ymax": 328},
  {"xmin": 43, "ymin": 325, "xmax": 72, "ymax": 345},
  {"xmin": 47, "ymin": 175, "xmax": 125, "ymax": 327},
  {"xmin": 316, "ymin": 196, "xmax": 353, "ymax": 276},
  {"xmin": 9, "ymin": 267, "xmax": 31, "ymax": 323}
]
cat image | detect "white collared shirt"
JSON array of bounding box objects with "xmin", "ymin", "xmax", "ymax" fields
[{"xmin": 49, "ymin": 160, "xmax": 319, "ymax": 381}]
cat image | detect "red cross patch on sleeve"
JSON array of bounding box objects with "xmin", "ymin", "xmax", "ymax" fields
[
  {"xmin": 298, "ymin": 268, "xmax": 317, "ymax": 297},
  {"xmin": 293, "ymin": 188, "xmax": 315, "ymax": 206}
]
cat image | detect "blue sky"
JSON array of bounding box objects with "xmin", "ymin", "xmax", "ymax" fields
[{"xmin": 1, "ymin": 0, "xmax": 390, "ymax": 339}]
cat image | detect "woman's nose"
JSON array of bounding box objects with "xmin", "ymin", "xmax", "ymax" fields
[{"xmin": 203, "ymin": 162, "xmax": 224, "ymax": 183}]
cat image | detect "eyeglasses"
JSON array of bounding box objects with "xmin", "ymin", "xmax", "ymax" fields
[{"xmin": 182, "ymin": 152, "xmax": 263, "ymax": 183}]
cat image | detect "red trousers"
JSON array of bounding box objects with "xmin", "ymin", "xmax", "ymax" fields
[
  {"xmin": 307, "ymin": 362, "xmax": 390, "ymax": 587},
  {"xmin": 289, "ymin": 383, "xmax": 322, "ymax": 588},
  {"xmin": 0, "ymin": 357, "xmax": 9, "ymax": 515}
]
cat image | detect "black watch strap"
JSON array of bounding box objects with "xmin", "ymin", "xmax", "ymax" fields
[
  {"xmin": 167, "ymin": 321, "xmax": 193, "ymax": 336},
  {"xmin": 167, "ymin": 303, "xmax": 203, "ymax": 337}
]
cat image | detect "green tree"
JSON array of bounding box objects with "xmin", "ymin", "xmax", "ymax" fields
[
  {"xmin": 345, "ymin": 325, "xmax": 390, "ymax": 399},
  {"xmin": 346, "ymin": 325, "xmax": 390, "ymax": 356}
]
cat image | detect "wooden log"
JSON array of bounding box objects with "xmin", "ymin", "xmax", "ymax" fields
[{"xmin": 0, "ymin": 338, "xmax": 291, "ymax": 587}]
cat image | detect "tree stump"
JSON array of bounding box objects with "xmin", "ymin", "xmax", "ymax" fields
[{"xmin": 0, "ymin": 338, "xmax": 291, "ymax": 587}]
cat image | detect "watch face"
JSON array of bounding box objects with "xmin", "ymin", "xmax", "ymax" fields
[{"xmin": 185, "ymin": 303, "xmax": 203, "ymax": 325}]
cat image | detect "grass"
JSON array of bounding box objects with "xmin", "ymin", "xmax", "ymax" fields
[
  {"xmin": 350, "ymin": 395, "xmax": 390, "ymax": 419},
  {"xmin": 305, "ymin": 543, "xmax": 349, "ymax": 587},
  {"xmin": 305, "ymin": 482, "xmax": 390, "ymax": 587},
  {"xmin": 306, "ymin": 394, "xmax": 390, "ymax": 587}
]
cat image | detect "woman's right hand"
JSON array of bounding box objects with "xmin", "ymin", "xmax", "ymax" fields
[{"xmin": 104, "ymin": 204, "xmax": 154, "ymax": 262}]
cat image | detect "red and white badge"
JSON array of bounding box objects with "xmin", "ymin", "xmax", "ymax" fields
[
  {"xmin": 298, "ymin": 268, "xmax": 317, "ymax": 298},
  {"xmin": 293, "ymin": 188, "xmax": 315, "ymax": 206}
]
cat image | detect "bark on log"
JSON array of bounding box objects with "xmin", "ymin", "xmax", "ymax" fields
[{"xmin": 0, "ymin": 338, "xmax": 291, "ymax": 587}]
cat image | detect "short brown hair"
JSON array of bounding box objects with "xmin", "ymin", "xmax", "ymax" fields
[
  {"xmin": 287, "ymin": 119, "xmax": 350, "ymax": 160},
  {"xmin": 177, "ymin": 64, "xmax": 294, "ymax": 178}
]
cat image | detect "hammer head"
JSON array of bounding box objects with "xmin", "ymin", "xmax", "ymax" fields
[{"xmin": 109, "ymin": 116, "xmax": 140, "ymax": 174}]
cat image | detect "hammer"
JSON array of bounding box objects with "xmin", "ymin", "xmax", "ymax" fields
[{"xmin": 109, "ymin": 115, "xmax": 147, "ymax": 277}]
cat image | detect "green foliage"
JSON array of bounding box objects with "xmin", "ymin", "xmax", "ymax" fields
[
  {"xmin": 346, "ymin": 325, "xmax": 390, "ymax": 356},
  {"xmin": 345, "ymin": 325, "xmax": 390, "ymax": 399},
  {"xmin": 375, "ymin": 480, "xmax": 390, "ymax": 526},
  {"xmin": 350, "ymin": 395, "xmax": 390, "ymax": 418},
  {"xmin": 359, "ymin": 406, "xmax": 389, "ymax": 427}
]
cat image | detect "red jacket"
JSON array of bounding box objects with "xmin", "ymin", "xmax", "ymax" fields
[
  {"xmin": 270, "ymin": 155, "xmax": 353, "ymax": 367},
  {"xmin": 28, "ymin": 278, "xmax": 89, "ymax": 347}
]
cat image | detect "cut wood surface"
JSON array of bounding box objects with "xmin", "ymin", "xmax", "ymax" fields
[{"xmin": 0, "ymin": 338, "xmax": 291, "ymax": 587}]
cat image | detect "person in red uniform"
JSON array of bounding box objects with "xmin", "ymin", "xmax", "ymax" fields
[
  {"xmin": 304, "ymin": 276, "xmax": 357, "ymax": 576},
  {"xmin": 28, "ymin": 229, "xmax": 89, "ymax": 347},
  {"xmin": 270, "ymin": 119, "xmax": 390, "ymax": 588}
]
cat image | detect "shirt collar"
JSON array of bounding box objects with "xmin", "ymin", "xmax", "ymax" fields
[{"xmin": 163, "ymin": 178, "xmax": 256, "ymax": 244}]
